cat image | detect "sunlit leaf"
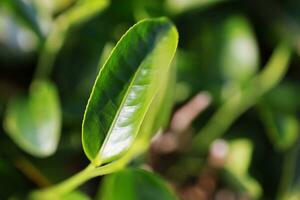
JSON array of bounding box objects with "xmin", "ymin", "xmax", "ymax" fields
[
  {"xmin": 82, "ymin": 17, "xmax": 178, "ymax": 166},
  {"xmin": 4, "ymin": 81, "xmax": 61, "ymax": 157},
  {"xmin": 98, "ymin": 168, "xmax": 178, "ymax": 200}
]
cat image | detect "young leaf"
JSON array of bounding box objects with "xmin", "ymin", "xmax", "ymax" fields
[
  {"xmin": 82, "ymin": 17, "xmax": 178, "ymax": 166},
  {"xmin": 4, "ymin": 81, "xmax": 61, "ymax": 157},
  {"xmin": 98, "ymin": 168, "xmax": 178, "ymax": 200}
]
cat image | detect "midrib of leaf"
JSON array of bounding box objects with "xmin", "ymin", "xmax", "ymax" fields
[
  {"xmin": 95, "ymin": 56, "xmax": 161, "ymax": 166},
  {"xmin": 82, "ymin": 18, "xmax": 178, "ymax": 166}
]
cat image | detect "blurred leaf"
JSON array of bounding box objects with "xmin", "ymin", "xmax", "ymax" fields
[
  {"xmin": 165, "ymin": 0, "xmax": 228, "ymax": 14},
  {"xmin": 220, "ymin": 15, "xmax": 259, "ymax": 99},
  {"xmin": 2, "ymin": 0, "xmax": 44, "ymax": 38},
  {"xmin": 0, "ymin": 11, "xmax": 39, "ymax": 57},
  {"xmin": 263, "ymin": 82, "xmax": 300, "ymax": 113},
  {"xmin": 82, "ymin": 17, "xmax": 178, "ymax": 166},
  {"xmin": 177, "ymin": 14, "xmax": 259, "ymax": 103},
  {"xmin": 35, "ymin": 0, "xmax": 109, "ymax": 79},
  {"xmin": 192, "ymin": 42, "xmax": 291, "ymax": 152},
  {"xmin": 258, "ymin": 82, "xmax": 300, "ymax": 151},
  {"xmin": 4, "ymin": 81, "xmax": 61, "ymax": 157},
  {"xmin": 226, "ymin": 139, "xmax": 252, "ymax": 175},
  {"xmin": 223, "ymin": 139, "xmax": 262, "ymax": 198},
  {"xmin": 259, "ymin": 106, "xmax": 299, "ymax": 151},
  {"xmin": 98, "ymin": 168, "xmax": 178, "ymax": 200},
  {"xmin": 53, "ymin": 14, "xmax": 112, "ymax": 122}
]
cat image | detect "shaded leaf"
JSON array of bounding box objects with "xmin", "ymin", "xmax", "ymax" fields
[
  {"xmin": 98, "ymin": 168, "xmax": 178, "ymax": 200},
  {"xmin": 82, "ymin": 17, "xmax": 178, "ymax": 166},
  {"xmin": 4, "ymin": 81, "xmax": 61, "ymax": 157},
  {"xmin": 258, "ymin": 82, "xmax": 300, "ymax": 151}
]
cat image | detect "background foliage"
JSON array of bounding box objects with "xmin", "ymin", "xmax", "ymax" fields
[{"xmin": 0, "ymin": 0, "xmax": 300, "ymax": 199}]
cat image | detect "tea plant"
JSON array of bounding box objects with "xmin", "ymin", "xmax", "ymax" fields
[{"xmin": 1, "ymin": 0, "xmax": 300, "ymax": 200}]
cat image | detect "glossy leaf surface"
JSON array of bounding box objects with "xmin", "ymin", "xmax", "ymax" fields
[
  {"xmin": 82, "ymin": 17, "xmax": 178, "ymax": 166},
  {"xmin": 4, "ymin": 81, "xmax": 61, "ymax": 157},
  {"xmin": 98, "ymin": 168, "xmax": 178, "ymax": 200}
]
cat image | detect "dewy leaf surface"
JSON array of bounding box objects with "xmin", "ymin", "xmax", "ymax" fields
[
  {"xmin": 82, "ymin": 17, "xmax": 178, "ymax": 166},
  {"xmin": 98, "ymin": 168, "xmax": 178, "ymax": 200},
  {"xmin": 4, "ymin": 81, "xmax": 61, "ymax": 157}
]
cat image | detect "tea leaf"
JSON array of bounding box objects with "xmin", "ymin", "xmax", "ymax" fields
[
  {"xmin": 4, "ymin": 81, "xmax": 61, "ymax": 157},
  {"xmin": 82, "ymin": 17, "xmax": 178, "ymax": 166},
  {"xmin": 98, "ymin": 168, "xmax": 178, "ymax": 200}
]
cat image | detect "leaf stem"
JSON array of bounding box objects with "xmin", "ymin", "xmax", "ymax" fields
[
  {"xmin": 29, "ymin": 139, "xmax": 146, "ymax": 199},
  {"xmin": 192, "ymin": 42, "xmax": 292, "ymax": 153},
  {"xmin": 13, "ymin": 155, "xmax": 52, "ymax": 187},
  {"xmin": 29, "ymin": 163, "xmax": 113, "ymax": 200}
]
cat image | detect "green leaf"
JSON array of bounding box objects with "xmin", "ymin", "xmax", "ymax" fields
[
  {"xmin": 82, "ymin": 17, "xmax": 178, "ymax": 166},
  {"xmin": 176, "ymin": 14, "xmax": 259, "ymax": 104},
  {"xmin": 35, "ymin": 0, "xmax": 109, "ymax": 80},
  {"xmin": 220, "ymin": 15, "xmax": 259, "ymax": 87},
  {"xmin": 223, "ymin": 139, "xmax": 262, "ymax": 198},
  {"xmin": 259, "ymin": 106, "xmax": 299, "ymax": 151},
  {"xmin": 192, "ymin": 42, "xmax": 291, "ymax": 153},
  {"xmin": 258, "ymin": 82, "xmax": 300, "ymax": 151},
  {"xmin": 165, "ymin": 0, "xmax": 228, "ymax": 14},
  {"xmin": 4, "ymin": 81, "xmax": 61, "ymax": 157},
  {"xmin": 2, "ymin": 0, "xmax": 44, "ymax": 38},
  {"xmin": 98, "ymin": 168, "xmax": 178, "ymax": 200}
]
